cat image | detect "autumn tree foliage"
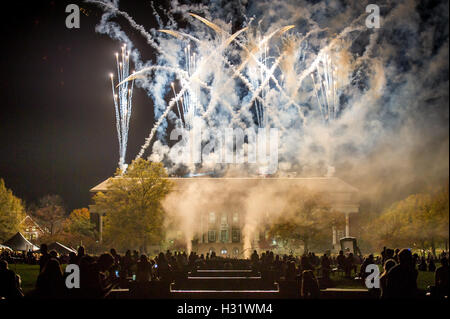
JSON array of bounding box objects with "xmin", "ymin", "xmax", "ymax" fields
[
  {"xmin": 0, "ymin": 178, "xmax": 25, "ymax": 242},
  {"xmin": 59, "ymin": 208, "xmax": 97, "ymax": 249},
  {"xmin": 31, "ymin": 194, "xmax": 66, "ymax": 239},
  {"xmin": 371, "ymin": 184, "xmax": 449, "ymax": 254},
  {"xmin": 268, "ymin": 189, "xmax": 345, "ymax": 254},
  {"xmin": 93, "ymin": 159, "xmax": 173, "ymax": 252}
]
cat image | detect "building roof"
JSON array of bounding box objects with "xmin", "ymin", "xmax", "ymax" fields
[
  {"xmin": 20, "ymin": 215, "xmax": 46, "ymax": 234},
  {"xmin": 90, "ymin": 176, "xmax": 359, "ymax": 194}
]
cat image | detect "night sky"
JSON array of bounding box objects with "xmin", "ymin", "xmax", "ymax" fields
[
  {"xmin": 0, "ymin": 0, "xmax": 164, "ymax": 210},
  {"xmin": 0, "ymin": 0, "xmax": 448, "ymax": 211}
]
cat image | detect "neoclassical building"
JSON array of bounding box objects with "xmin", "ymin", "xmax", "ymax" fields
[{"xmin": 90, "ymin": 176, "xmax": 359, "ymax": 256}]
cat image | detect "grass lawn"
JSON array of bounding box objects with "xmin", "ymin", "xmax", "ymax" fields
[
  {"xmin": 330, "ymin": 265, "xmax": 437, "ymax": 291},
  {"xmin": 11, "ymin": 263, "xmax": 40, "ymax": 294},
  {"xmin": 12, "ymin": 263, "xmax": 68, "ymax": 294},
  {"xmin": 10, "ymin": 263, "xmax": 437, "ymax": 295}
]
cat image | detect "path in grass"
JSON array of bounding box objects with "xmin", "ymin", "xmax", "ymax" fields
[{"xmin": 11, "ymin": 263, "xmax": 436, "ymax": 295}]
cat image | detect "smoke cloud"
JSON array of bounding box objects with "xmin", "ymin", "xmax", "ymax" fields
[{"xmin": 88, "ymin": 0, "xmax": 449, "ymax": 248}]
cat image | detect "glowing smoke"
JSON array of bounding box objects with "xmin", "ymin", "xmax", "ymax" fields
[{"xmin": 89, "ymin": 0, "xmax": 448, "ymax": 251}]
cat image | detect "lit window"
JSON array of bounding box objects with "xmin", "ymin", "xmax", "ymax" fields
[
  {"xmin": 209, "ymin": 212, "xmax": 216, "ymax": 224},
  {"xmin": 220, "ymin": 230, "xmax": 228, "ymax": 242},
  {"xmin": 233, "ymin": 247, "xmax": 239, "ymax": 256},
  {"xmin": 221, "ymin": 248, "xmax": 227, "ymax": 255},
  {"xmin": 232, "ymin": 229, "xmax": 240, "ymax": 243},
  {"xmin": 232, "ymin": 212, "xmax": 239, "ymax": 223},
  {"xmin": 208, "ymin": 230, "xmax": 216, "ymax": 242},
  {"xmin": 221, "ymin": 214, "xmax": 227, "ymax": 225}
]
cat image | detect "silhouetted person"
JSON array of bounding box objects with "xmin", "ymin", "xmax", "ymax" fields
[
  {"xmin": 379, "ymin": 259, "xmax": 396, "ymax": 299},
  {"xmin": 428, "ymin": 258, "xmax": 436, "ymax": 272},
  {"xmin": 122, "ymin": 250, "xmax": 133, "ymax": 277},
  {"xmin": 360, "ymin": 254, "xmax": 374, "ymax": 280},
  {"xmin": 39, "ymin": 243, "xmax": 50, "ymax": 272},
  {"xmin": 78, "ymin": 255, "xmax": 100, "ymax": 298},
  {"xmin": 34, "ymin": 258, "xmax": 66, "ymax": 298},
  {"xmin": 136, "ymin": 255, "xmax": 151, "ymax": 283},
  {"xmin": 337, "ymin": 250, "xmax": 345, "ymax": 271},
  {"xmin": 156, "ymin": 252, "xmax": 169, "ymax": 280},
  {"xmin": 434, "ymin": 257, "xmax": 449, "ymax": 298},
  {"xmin": 76, "ymin": 246, "xmax": 85, "ymax": 264},
  {"xmin": 384, "ymin": 249, "xmax": 418, "ymax": 299},
  {"xmin": 418, "ymin": 257, "xmax": 427, "ymax": 271},
  {"xmin": 301, "ymin": 270, "xmax": 320, "ymax": 299},
  {"xmin": 85, "ymin": 253, "xmax": 117, "ymax": 298},
  {"xmin": 381, "ymin": 247, "xmax": 387, "ymax": 265},
  {"xmin": 26, "ymin": 250, "xmax": 33, "ymax": 264},
  {"xmin": 320, "ymin": 254, "xmax": 331, "ymax": 281},
  {"xmin": 344, "ymin": 253, "xmax": 354, "ymax": 278},
  {"xmin": 0, "ymin": 260, "xmax": 23, "ymax": 299},
  {"xmin": 285, "ymin": 261, "xmax": 297, "ymax": 281},
  {"xmin": 132, "ymin": 250, "xmax": 139, "ymax": 268},
  {"xmin": 49, "ymin": 250, "xmax": 58, "ymax": 260},
  {"xmin": 414, "ymin": 253, "xmax": 420, "ymax": 268},
  {"xmin": 110, "ymin": 248, "xmax": 121, "ymax": 266},
  {"xmin": 300, "ymin": 253, "xmax": 313, "ymax": 271},
  {"xmin": 393, "ymin": 248, "xmax": 400, "ymax": 263},
  {"xmin": 69, "ymin": 252, "xmax": 77, "ymax": 264}
]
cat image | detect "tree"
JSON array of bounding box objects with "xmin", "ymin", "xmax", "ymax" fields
[
  {"xmin": 268, "ymin": 189, "xmax": 344, "ymax": 254},
  {"xmin": 370, "ymin": 199, "xmax": 412, "ymax": 249},
  {"xmin": 93, "ymin": 159, "xmax": 173, "ymax": 252},
  {"xmin": 371, "ymin": 184, "xmax": 449, "ymax": 254},
  {"xmin": 31, "ymin": 194, "xmax": 66, "ymax": 238},
  {"xmin": 60, "ymin": 208, "xmax": 97, "ymax": 249},
  {"xmin": 428, "ymin": 184, "xmax": 449, "ymax": 253},
  {"xmin": 0, "ymin": 178, "xmax": 25, "ymax": 242}
]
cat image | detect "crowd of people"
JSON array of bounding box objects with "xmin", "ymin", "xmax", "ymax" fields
[
  {"xmin": 0, "ymin": 245, "xmax": 448, "ymax": 299},
  {"xmin": 0, "ymin": 250, "xmax": 40, "ymax": 265}
]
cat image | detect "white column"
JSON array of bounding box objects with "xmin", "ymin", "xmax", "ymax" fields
[
  {"xmin": 199, "ymin": 212, "xmax": 203, "ymax": 244},
  {"xmin": 345, "ymin": 213, "xmax": 350, "ymax": 237},
  {"xmin": 229, "ymin": 218, "xmax": 232, "ymax": 244},
  {"xmin": 332, "ymin": 225, "xmax": 336, "ymax": 246}
]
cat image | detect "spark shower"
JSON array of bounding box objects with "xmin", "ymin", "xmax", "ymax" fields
[
  {"xmin": 95, "ymin": 0, "xmax": 386, "ymax": 176},
  {"xmin": 110, "ymin": 44, "xmax": 134, "ymax": 171},
  {"xmin": 90, "ymin": 0, "xmax": 448, "ymax": 257}
]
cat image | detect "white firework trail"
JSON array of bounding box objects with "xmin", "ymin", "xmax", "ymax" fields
[
  {"xmin": 311, "ymin": 54, "xmax": 336, "ymax": 123},
  {"xmin": 87, "ymin": 0, "xmax": 168, "ymax": 57},
  {"xmin": 110, "ymin": 44, "xmax": 134, "ymax": 171},
  {"xmin": 91, "ymin": 0, "xmax": 370, "ymax": 171}
]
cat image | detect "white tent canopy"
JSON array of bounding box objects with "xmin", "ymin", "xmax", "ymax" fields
[
  {"xmin": 0, "ymin": 243, "xmax": 12, "ymax": 251},
  {"xmin": 3, "ymin": 232, "xmax": 39, "ymax": 251}
]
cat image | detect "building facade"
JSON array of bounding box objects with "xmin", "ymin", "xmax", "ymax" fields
[
  {"xmin": 20, "ymin": 215, "xmax": 47, "ymax": 241},
  {"xmin": 90, "ymin": 177, "xmax": 359, "ymax": 256}
]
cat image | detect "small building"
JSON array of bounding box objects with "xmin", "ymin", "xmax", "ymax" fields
[
  {"xmin": 20, "ymin": 215, "xmax": 47, "ymax": 241},
  {"xmin": 89, "ymin": 176, "xmax": 359, "ymax": 256}
]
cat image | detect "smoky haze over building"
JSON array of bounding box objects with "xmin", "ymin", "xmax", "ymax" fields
[{"xmin": 0, "ymin": 0, "xmax": 448, "ymax": 213}]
